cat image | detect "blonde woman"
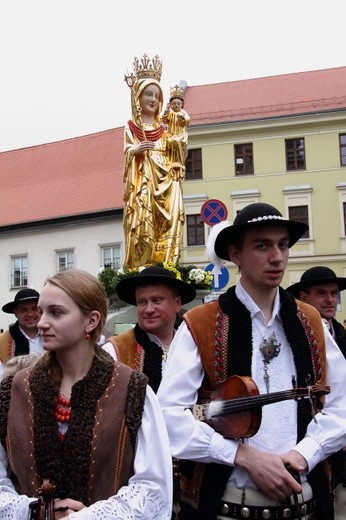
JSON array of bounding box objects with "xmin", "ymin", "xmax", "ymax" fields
[{"xmin": 0, "ymin": 269, "xmax": 172, "ymax": 519}]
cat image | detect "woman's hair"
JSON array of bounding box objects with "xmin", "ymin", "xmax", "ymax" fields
[{"xmin": 45, "ymin": 269, "xmax": 108, "ymax": 343}]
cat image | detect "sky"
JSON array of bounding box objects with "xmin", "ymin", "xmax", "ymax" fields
[{"xmin": 0, "ymin": 0, "xmax": 345, "ymax": 153}]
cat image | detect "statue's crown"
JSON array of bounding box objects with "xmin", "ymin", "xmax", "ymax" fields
[
  {"xmin": 170, "ymin": 84, "xmax": 185, "ymax": 99},
  {"xmin": 124, "ymin": 54, "xmax": 162, "ymax": 87}
]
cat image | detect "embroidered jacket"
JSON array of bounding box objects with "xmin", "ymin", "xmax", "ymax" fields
[
  {"xmin": 0, "ymin": 322, "xmax": 31, "ymax": 363},
  {"xmin": 184, "ymin": 296, "xmax": 326, "ymax": 390},
  {"xmin": 178, "ymin": 287, "xmax": 331, "ymax": 520},
  {"xmin": 109, "ymin": 324, "xmax": 164, "ymax": 394},
  {"xmin": 0, "ymin": 330, "xmax": 14, "ymax": 363},
  {"xmin": 110, "ymin": 328, "xmax": 140, "ymax": 368},
  {"xmin": 0, "ymin": 355, "xmax": 147, "ymax": 505}
]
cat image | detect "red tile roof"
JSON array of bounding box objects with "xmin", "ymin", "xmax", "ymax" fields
[
  {"xmin": 185, "ymin": 66, "xmax": 346, "ymax": 125},
  {"xmin": 1, "ymin": 66, "xmax": 345, "ymax": 227},
  {"xmin": 0, "ymin": 128, "xmax": 124, "ymax": 226}
]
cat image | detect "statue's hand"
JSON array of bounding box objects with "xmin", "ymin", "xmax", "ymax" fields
[{"xmin": 135, "ymin": 141, "xmax": 155, "ymax": 155}]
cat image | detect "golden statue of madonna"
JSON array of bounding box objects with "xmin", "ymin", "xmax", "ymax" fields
[{"xmin": 123, "ymin": 55, "xmax": 186, "ymax": 269}]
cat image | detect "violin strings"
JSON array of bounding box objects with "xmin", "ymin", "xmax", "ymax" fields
[
  {"xmin": 209, "ymin": 389, "xmax": 308, "ymax": 416},
  {"xmin": 201, "ymin": 384, "xmax": 327, "ymax": 419}
]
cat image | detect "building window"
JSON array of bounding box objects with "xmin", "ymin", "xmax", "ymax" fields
[
  {"xmin": 101, "ymin": 245, "xmax": 121, "ymax": 269},
  {"xmin": 57, "ymin": 250, "xmax": 74, "ymax": 271},
  {"xmin": 234, "ymin": 143, "xmax": 254, "ymax": 175},
  {"xmin": 339, "ymin": 134, "xmax": 346, "ymax": 166},
  {"xmin": 187, "ymin": 214, "xmax": 205, "ymax": 246},
  {"xmin": 288, "ymin": 205, "xmax": 309, "ymax": 238},
  {"xmin": 11, "ymin": 256, "xmax": 28, "ymax": 288},
  {"xmin": 185, "ymin": 148, "xmax": 202, "ymax": 180},
  {"xmin": 231, "ymin": 191, "xmax": 260, "ymax": 219},
  {"xmin": 285, "ymin": 138, "xmax": 305, "ymax": 171}
]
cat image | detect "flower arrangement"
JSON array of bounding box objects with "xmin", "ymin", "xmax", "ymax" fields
[
  {"xmin": 162, "ymin": 261, "xmax": 213, "ymax": 290},
  {"xmin": 98, "ymin": 265, "xmax": 138, "ymax": 297},
  {"xmin": 160, "ymin": 261, "xmax": 213, "ymax": 289},
  {"xmin": 98, "ymin": 261, "xmax": 213, "ymax": 297}
]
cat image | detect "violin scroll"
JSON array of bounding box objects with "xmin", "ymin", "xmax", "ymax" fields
[{"xmin": 29, "ymin": 479, "xmax": 56, "ymax": 520}]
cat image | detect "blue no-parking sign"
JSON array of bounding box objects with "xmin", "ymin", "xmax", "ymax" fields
[{"xmin": 205, "ymin": 263, "xmax": 229, "ymax": 290}]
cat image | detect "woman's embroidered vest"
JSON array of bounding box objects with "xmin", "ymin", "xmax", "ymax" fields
[{"xmin": 5, "ymin": 362, "xmax": 146, "ymax": 504}]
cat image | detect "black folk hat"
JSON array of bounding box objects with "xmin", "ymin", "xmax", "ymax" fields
[
  {"xmin": 2, "ymin": 288, "xmax": 40, "ymax": 314},
  {"xmin": 214, "ymin": 202, "xmax": 308, "ymax": 261},
  {"xmin": 116, "ymin": 266, "xmax": 196, "ymax": 306},
  {"xmin": 286, "ymin": 266, "xmax": 346, "ymax": 297}
]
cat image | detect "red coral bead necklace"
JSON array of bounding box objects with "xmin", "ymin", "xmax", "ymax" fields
[{"xmin": 55, "ymin": 393, "xmax": 72, "ymax": 423}]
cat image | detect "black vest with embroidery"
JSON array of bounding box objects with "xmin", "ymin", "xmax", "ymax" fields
[{"xmin": 179, "ymin": 287, "xmax": 333, "ymax": 520}]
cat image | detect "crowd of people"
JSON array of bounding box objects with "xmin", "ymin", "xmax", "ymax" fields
[{"xmin": 0, "ymin": 202, "xmax": 346, "ymax": 520}]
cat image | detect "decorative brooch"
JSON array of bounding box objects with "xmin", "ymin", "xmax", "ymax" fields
[
  {"xmin": 259, "ymin": 331, "xmax": 281, "ymax": 393},
  {"xmin": 260, "ymin": 331, "xmax": 281, "ymax": 363}
]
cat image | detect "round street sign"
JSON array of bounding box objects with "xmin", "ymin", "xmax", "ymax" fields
[
  {"xmin": 200, "ymin": 199, "xmax": 228, "ymax": 226},
  {"xmin": 205, "ymin": 263, "xmax": 230, "ymax": 290}
]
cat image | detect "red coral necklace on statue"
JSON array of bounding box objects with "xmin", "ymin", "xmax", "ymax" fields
[{"xmin": 128, "ymin": 119, "xmax": 164, "ymax": 141}]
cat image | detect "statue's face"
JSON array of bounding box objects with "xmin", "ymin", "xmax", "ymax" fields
[
  {"xmin": 170, "ymin": 98, "xmax": 184, "ymax": 112},
  {"xmin": 139, "ymin": 84, "xmax": 161, "ymax": 116}
]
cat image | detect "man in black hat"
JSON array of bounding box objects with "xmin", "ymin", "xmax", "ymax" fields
[
  {"xmin": 103, "ymin": 266, "xmax": 196, "ymax": 518},
  {"xmin": 0, "ymin": 288, "xmax": 44, "ymax": 378},
  {"xmin": 287, "ymin": 266, "xmax": 346, "ymax": 519},
  {"xmin": 286, "ymin": 266, "xmax": 346, "ymax": 357},
  {"xmin": 103, "ymin": 266, "xmax": 196, "ymax": 392},
  {"xmin": 158, "ymin": 202, "xmax": 346, "ymax": 520}
]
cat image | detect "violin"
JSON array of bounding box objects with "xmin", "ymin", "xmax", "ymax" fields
[
  {"xmin": 29, "ymin": 479, "xmax": 56, "ymax": 520},
  {"xmin": 196, "ymin": 375, "xmax": 330, "ymax": 439}
]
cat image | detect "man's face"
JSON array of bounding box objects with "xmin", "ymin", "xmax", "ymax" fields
[
  {"xmin": 135, "ymin": 284, "xmax": 182, "ymax": 339},
  {"xmin": 299, "ymin": 283, "xmax": 339, "ymax": 321},
  {"xmin": 13, "ymin": 300, "xmax": 40, "ymax": 334},
  {"xmin": 228, "ymin": 225, "xmax": 290, "ymax": 296}
]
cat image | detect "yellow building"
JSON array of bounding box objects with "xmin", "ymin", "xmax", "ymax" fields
[{"xmin": 179, "ymin": 67, "xmax": 346, "ymax": 320}]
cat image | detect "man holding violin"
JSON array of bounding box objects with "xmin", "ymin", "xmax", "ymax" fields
[{"xmin": 158, "ymin": 202, "xmax": 346, "ymax": 520}]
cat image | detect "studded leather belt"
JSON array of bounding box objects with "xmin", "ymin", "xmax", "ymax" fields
[{"xmin": 219, "ymin": 497, "xmax": 315, "ymax": 519}]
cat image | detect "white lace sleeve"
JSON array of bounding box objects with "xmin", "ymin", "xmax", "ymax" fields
[
  {"xmin": 0, "ymin": 442, "xmax": 36, "ymax": 519},
  {"xmin": 68, "ymin": 482, "xmax": 170, "ymax": 519},
  {"xmin": 0, "ymin": 489, "xmax": 35, "ymax": 520}
]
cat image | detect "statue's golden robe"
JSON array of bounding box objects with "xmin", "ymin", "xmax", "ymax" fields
[{"xmin": 123, "ymin": 78, "xmax": 184, "ymax": 268}]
